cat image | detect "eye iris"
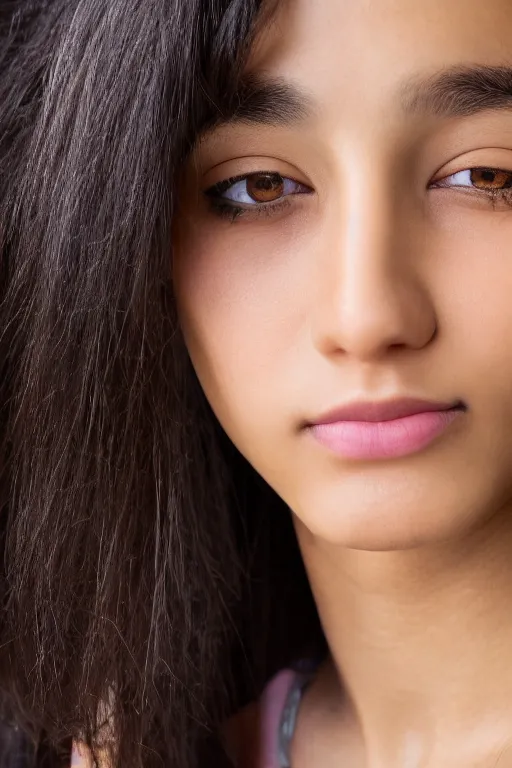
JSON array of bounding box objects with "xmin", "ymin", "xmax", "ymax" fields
[
  {"xmin": 471, "ymin": 168, "xmax": 512, "ymax": 190},
  {"xmin": 246, "ymin": 172, "xmax": 285, "ymax": 202}
]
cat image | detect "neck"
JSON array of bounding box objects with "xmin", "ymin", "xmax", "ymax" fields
[{"xmin": 295, "ymin": 507, "xmax": 512, "ymax": 766}]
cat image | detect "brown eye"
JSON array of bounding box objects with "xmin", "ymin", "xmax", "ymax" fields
[
  {"xmin": 245, "ymin": 172, "xmax": 285, "ymax": 202},
  {"xmin": 470, "ymin": 168, "xmax": 512, "ymax": 190},
  {"xmin": 204, "ymin": 170, "xmax": 312, "ymax": 217},
  {"xmin": 431, "ymin": 166, "xmax": 512, "ymax": 201}
]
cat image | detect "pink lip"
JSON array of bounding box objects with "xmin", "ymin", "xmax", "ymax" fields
[{"xmin": 307, "ymin": 398, "xmax": 466, "ymax": 460}]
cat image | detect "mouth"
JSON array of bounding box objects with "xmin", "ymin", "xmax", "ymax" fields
[{"xmin": 306, "ymin": 398, "xmax": 467, "ymax": 461}]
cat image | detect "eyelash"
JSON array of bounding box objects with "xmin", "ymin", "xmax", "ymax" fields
[
  {"xmin": 204, "ymin": 172, "xmax": 312, "ymax": 222},
  {"xmin": 203, "ymin": 166, "xmax": 512, "ymax": 223}
]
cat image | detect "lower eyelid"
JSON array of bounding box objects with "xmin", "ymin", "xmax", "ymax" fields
[{"xmin": 208, "ymin": 195, "xmax": 294, "ymax": 222}]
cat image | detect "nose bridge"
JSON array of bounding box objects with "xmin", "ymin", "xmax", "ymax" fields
[
  {"xmin": 342, "ymin": 164, "xmax": 401, "ymax": 315},
  {"xmin": 312, "ymin": 149, "xmax": 435, "ymax": 360}
]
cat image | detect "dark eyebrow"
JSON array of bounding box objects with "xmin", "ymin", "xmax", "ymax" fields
[
  {"xmin": 200, "ymin": 73, "xmax": 315, "ymax": 134},
  {"xmin": 400, "ymin": 64, "xmax": 512, "ymax": 118},
  {"xmin": 201, "ymin": 64, "xmax": 512, "ymax": 137}
]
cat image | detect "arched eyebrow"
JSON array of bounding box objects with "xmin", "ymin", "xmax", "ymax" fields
[
  {"xmin": 202, "ymin": 64, "xmax": 512, "ymax": 134},
  {"xmin": 201, "ymin": 74, "xmax": 314, "ymax": 135},
  {"xmin": 400, "ymin": 64, "xmax": 512, "ymax": 117}
]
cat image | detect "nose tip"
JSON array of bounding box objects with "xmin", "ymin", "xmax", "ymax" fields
[{"xmin": 310, "ymin": 215, "xmax": 437, "ymax": 361}]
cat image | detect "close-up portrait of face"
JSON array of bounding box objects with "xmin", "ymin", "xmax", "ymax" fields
[
  {"xmin": 174, "ymin": 0, "xmax": 512, "ymax": 553},
  {"xmin": 5, "ymin": 1, "xmax": 512, "ymax": 767}
]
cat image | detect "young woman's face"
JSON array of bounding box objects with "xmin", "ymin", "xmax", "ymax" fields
[{"xmin": 173, "ymin": 0, "xmax": 512, "ymax": 550}]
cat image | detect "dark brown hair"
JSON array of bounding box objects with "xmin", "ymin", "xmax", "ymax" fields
[{"xmin": 0, "ymin": 2, "xmax": 325, "ymax": 766}]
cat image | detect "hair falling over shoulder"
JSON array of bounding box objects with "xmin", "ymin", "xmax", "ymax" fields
[{"xmin": 0, "ymin": 1, "xmax": 324, "ymax": 767}]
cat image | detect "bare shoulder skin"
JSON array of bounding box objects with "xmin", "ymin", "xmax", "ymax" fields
[{"xmin": 71, "ymin": 741, "xmax": 113, "ymax": 767}]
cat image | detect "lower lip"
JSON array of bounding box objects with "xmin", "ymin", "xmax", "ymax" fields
[{"xmin": 309, "ymin": 408, "xmax": 464, "ymax": 460}]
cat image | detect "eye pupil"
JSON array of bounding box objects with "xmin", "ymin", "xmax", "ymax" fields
[{"xmin": 247, "ymin": 172, "xmax": 285, "ymax": 202}]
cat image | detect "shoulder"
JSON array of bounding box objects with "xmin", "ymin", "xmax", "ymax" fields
[{"xmin": 222, "ymin": 668, "xmax": 301, "ymax": 768}]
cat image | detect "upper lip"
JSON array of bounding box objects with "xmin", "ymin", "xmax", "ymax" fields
[{"xmin": 309, "ymin": 397, "xmax": 465, "ymax": 425}]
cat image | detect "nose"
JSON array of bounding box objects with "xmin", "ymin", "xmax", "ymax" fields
[{"xmin": 310, "ymin": 163, "xmax": 437, "ymax": 362}]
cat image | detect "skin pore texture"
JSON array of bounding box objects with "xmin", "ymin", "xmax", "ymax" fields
[{"xmin": 173, "ymin": 0, "xmax": 512, "ymax": 765}]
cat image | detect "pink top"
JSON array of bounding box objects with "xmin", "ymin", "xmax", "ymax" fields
[{"xmin": 257, "ymin": 668, "xmax": 306, "ymax": 767}]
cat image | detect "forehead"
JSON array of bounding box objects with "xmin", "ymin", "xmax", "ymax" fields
[{"xmin": 247, "ymin": 0, "xmax": 512, "ymax": 122}]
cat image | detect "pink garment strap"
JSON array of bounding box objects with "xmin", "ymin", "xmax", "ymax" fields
[{"xmin": 257, "ymin": 669, "xmax": 299, "ymax": 768}]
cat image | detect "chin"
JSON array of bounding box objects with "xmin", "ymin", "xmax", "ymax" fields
[
  {"xmin": 295, "ymin": 510, "xmax": 451, "ymax": 552},
  {"xmin": 289, "ymin": 468, "xmax": 502, "ymax": 553}
]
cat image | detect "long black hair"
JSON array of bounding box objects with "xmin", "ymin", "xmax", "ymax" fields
[{"xmin": 0, "ymin": 1, "xmax": 325, "ymax": 766}]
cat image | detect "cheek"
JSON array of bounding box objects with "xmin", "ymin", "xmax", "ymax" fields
[
  {"xmin": 434, "ymin": 216, "xmax": 512, "ymax": 390},
  {"xmin": 428, "ymin": 216, "xmax": 512, "ymax": 474},
  {"xmin": 172, "ymin": 222, "xmax": 308, "ymax": 454}
]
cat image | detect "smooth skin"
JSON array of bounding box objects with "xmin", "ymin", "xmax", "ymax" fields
[{"xmin": 174, "ymin": 0, "xmax": 512, "ymax": 765}]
